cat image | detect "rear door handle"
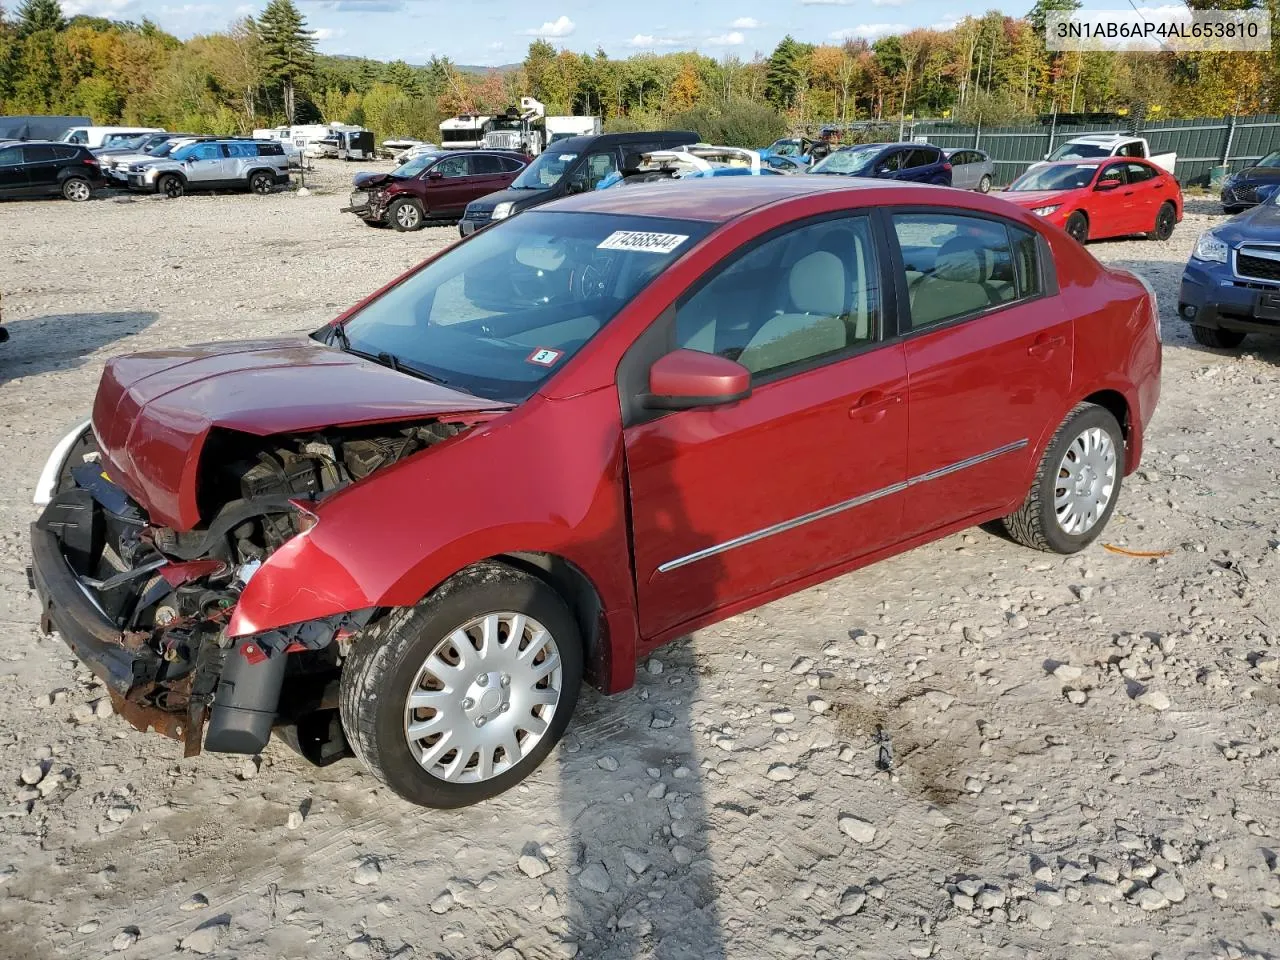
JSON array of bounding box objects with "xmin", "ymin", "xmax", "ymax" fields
[
  {"xmin": 850, "ymin": 391, "xmax": 903, "ymax": 420},
  {"xmin": 1123, "ymin": 190, "xmax": 1135, "ymax": 196},
  {"xmin": 1028, "ymin": 334, "xmax": 1066, "ymax": 357}
]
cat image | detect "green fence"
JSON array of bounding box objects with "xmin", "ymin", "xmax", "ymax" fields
[{"xmin": 908, "ymin": 114, "xmax": 1280, "ymax": 187}]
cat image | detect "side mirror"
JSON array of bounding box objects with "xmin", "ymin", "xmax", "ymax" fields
[
  {"xmin": 641, "ymin": 349, "xmax": 751, "ymax": 411},
  {"xmin": 1096, "ymin": 178, "xmax": 1121, "ymax": 191},
  {"xmin": 427, "ymin": 170, "xmax": 443, "ymax": 180}
]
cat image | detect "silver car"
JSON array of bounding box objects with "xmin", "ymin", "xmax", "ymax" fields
[
  {"xmin": 128, "ymin": 139, "xmax": 290, "ymax": 198},
  {"xmin": 945, "ymin": 148, "xmax": 995, "ymax": 192}
]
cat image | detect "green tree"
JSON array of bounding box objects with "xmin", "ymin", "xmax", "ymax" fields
[
  {"xmin": 258, "ymin": 0, "xmax": 314, "ymax": 124},
  {"xmin": 384, "ymin": 59, "xmax": 419, "ymax": 96},
  {"xmin": 764, "ymin": 35, "xmax": 812, "ymax": 110},
  {"xmin": 14, "ymin": 0, "xmax": 61, "ymax": 38},
  {"xmin": 1027, "ymin": 0, "xmax": 1081, "ymax": 35}
]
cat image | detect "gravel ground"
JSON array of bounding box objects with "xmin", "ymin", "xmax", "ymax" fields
[{"xmin": 2, "ymin": 166, "xmax": 1280, "ymax": 960}]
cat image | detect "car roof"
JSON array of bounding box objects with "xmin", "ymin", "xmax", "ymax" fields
[
  {"xmin": 549, "ymin": 175, "xmax": 964, "ymax": 223},
  {"xmin": 544, "ymin": 131, "xmax": 699, "ymax": 154},
  {"xmin": 1066, "ymin": 133, "xmax": 1130, "ymax": 145},
  {"xmin": 1039, "ymin": 158, "xmax": 1119, "ymax": 167}
]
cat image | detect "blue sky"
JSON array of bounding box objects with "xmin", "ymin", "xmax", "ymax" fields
[{"xmin": 59, "ymin": 0, "xmax": 1125, "ymax": 65}]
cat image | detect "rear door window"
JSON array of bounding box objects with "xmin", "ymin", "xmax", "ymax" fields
[
  {"xmin": 54, "ymin": 146, "xmax": 81, "ymax": 160},
  {"xmin": 1123, "ymin": 161, "xmax": 1155, "ymax": 183},
  {"xmin": 0, "ymin": 145, "xmax": 21, "ymax": 166},
  {"xmin": 497, "ymin": 156, "xmax": 524, "ymax": 173},
  {"xmin": 224, "ymin": 142, "xmax": 256, "ymax": 158},
  {"xmin": 22, "ymin": 145, "xmax": 56, "ymax": 163},
  {"xmin": 892, "ymin": 213, "xmax": 1023, "ymax": 329},
  {"xmin": 472, "ymin": 154, "xmax": 505, "ymax": 175},
  {"xmin": 906, "ymin": 149, "xmax": 938, "ymax": 168}
]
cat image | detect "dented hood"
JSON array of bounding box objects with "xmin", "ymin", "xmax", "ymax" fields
[{"xmin": 92, "ymin": 336, "xmax": 508, "ymax": 531}]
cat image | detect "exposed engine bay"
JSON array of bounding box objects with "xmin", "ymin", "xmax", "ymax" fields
[{"xmin": 33, "ymin": 419, "xmax": 469, "ymax": 762}]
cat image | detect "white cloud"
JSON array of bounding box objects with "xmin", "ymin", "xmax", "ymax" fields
[
  {"xmin": 872, "ymin": 0, "xmax": 905, "ymax": 5},
  {"xmin": 829, "ymin": 23, "xmax": 907, "ymax": 40},
  {"xmin": 61, "ymin": 0, "xmax": 137, "ymax": 15},
  {"xmin": 706, "ymin": 31, "xmax": 745, "ymax": 46},
  {"xmin": 487, "ymin": 41, "xmax": 505, "ymax": 51},
  {"xmin": 627, "ymin": 33, "xmax": 682, "ymax": 48},
  {"xmin": 523, "ymin": 15, "xmax": 575, "ymax": 38},
  {"xmin": 731, "ymin": 16, "xmax": 760, "ymax": 29},
  {"xmin": 311, "ymin": 26, "xmax": 345, "ymax": 40}
]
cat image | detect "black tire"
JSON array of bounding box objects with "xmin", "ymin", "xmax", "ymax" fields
[
  {"xmin": 1064, "ymin": 211, "xmax": 1089, "ymax": 244},
  {"xmin": 61, "ymin": 176, "xmax": 92, "ymax": 202},
  {"xmin": 339, "ymin": 562, "xmax": 583, "ymax": 808},
  {"xmin": 388, "ymin": 198, "xmax": 425, "ymax": 232},
  {"xmin": 1191, "ymin": 325, "xmax": 1246, "ymax": 349},
  {"xmin": 978, "ymin": 174, "xmax": 992, "ymax": 194},
  {"xmin": 158, "ymin": 174, "xmax": 184, "ymax": 199},
  {"xmin": 1148, "ymin": 201, "xmax": 1177, "ymax": 241},
  {"xmin": 249, "ymin": 171, "xmax": 274, "ymax": 195},
  {"xmin": 1000, "ymin": 403, "xmax": 1125, "ymax": 555}
]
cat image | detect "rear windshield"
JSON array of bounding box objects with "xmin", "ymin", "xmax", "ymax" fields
[
  {"xmin": 332, "ymin": 211, "xmax": 713, "ymax": 403},
  {"xmin": 1046, "ymin": 141, "xmax": 1110, "ymax": 161},
  {"xmin": 1008, "ymin": 164, "xmax": 1098, "ymax": 191}
]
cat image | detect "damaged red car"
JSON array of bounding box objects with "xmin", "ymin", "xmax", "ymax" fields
[{"xmin": 30, "ymin": 177, "xmax": 1161, "ymax": 808}]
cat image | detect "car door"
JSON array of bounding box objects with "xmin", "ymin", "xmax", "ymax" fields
[
  {"xmin": 422, "ymin": 154, "xmax": 472, "ymax": 215},
  {"xmin": 467, "ymin": 153, "xmax": 514, "ymax": 202},
  {"xmin": 1088, "ymin": 161, "xmax": 1133, "ymax": 236},
  {"xmin": 904, "ymin": 149, "xmax": 939, "ymax": 183},
  {"xmin": 20, "ymin": 144, "xmax": 60, "ymax": 194},
  {"xmin": 876, "ymin": 149, "xmax": 906, "ymax": 180},
  {"xmin": 621, "ymin": 213, "xmax": 909, "ymax": 640},
  {"xmin": 0, "ymin": 144, "xmax": 27, "ymax": 196},
  {"xmin": 891, "ymin": 209, "xmax": 1072, "ymax": 538},
  {"xmin": 1122, "ymin": 161, "xmax": 1163, "ymax": 232},
  {"xmin": 954, "ymin": 152, "xmax": 977, "ymax": 189},
  {"xmin": 184, "ymin": 142, "xmax": 227, "ymax": 185}
]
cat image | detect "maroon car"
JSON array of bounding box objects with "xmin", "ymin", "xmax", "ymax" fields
[{"xmin": 344, "ymin": 149, "xmax": 527, "ymax": 231}]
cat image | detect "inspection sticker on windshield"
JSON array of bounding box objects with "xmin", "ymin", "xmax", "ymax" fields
[
  {"xmin": 597, "ymin": 231, "xmax": 689, "ymax": 254},
  {"xmin": 526, "ymin": 348, "xmax": 564, "ymax": 367}
]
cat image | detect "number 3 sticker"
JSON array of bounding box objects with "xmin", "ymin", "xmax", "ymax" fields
[{"xmin": 526, "ymin": 348, "xmax": 564, "ymax": 366}]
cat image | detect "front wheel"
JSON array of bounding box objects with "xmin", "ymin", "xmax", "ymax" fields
[
  {"xmin": 1148, "ymin": 201, "xmax": 1177, "ymax": 241},
  {"xmin": 249, "ymin": 171, "xmax": 274, "ymax": 195},
  {"xmin": 1191, "ymin": 325, "xmax": 1246, "ymax": 349},
  {"xmin": 1000, "ymin": 403, "xmax": 1124, "ymax": 554},
  {"xmin": 388, "ymin": 198, "xmax": 425, "ymax": 231},
  {"xmin": 158, "ymin": 174, "xmax": 184, "ymax": 199},
  {"xmin": 339, "ymin": 563, "xmax": 583, "ymax": 808},
  {"xmin": 1064, "ymin": 211, "xmax": 1089, "ymax": 244},
  {"xmin": 61, "ymin": 177, "xmax": 92, "ymax": 202},
  {"xmin": 977, "ymin": 174, "xmax": 992, "ymax": 193}
]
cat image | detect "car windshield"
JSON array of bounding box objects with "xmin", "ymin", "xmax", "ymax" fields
[
  {"xmin": 770, "ymin": 140, "xmax": 801, "ymax": 156},
  {"xmin": 1008, "ymin": 164, "xmax": 1098, "ymax": 191},
  {"xmin": 1046, "ymin": 141, "xmax": 1111, "ymax": 161},
  {"xmin": 511, "ymin": 150, "xmax": 578, "ymax": 190},
  {"xmin": 171, "ymin": 143, "xmax": 204, "ymax": 161},
  {"xmin": 107, "ymin": 135, "xmax": 148, "ymax": 149},
  {"xmin": 148, "ymin": 140, "xmax": 182, "ymax": 157},
  {"xmin": 809, "ymin": 145, "xmax": 882, "ymax": 175},
  {"xmin": 1259, "ymin": 150, "xmax": 1280, "ymax": 168},
  {"xmin": 332, "ymin": 211, "xmax": 713, "ymax": 403},
  {"xmin": 391, "ymin": 153, "xmax": 441, "ymax": 177}
]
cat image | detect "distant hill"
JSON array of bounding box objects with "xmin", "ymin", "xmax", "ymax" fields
[{"xmin": 322, "ymin": 54, "xmax": 520, "ymax": 74}]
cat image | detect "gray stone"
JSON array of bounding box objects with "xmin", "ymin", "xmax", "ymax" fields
[
  {"xmin": 650, "ymin": 711, "xmax": 674, "ymax": 730},
  {"xmin": 1052, "ymin": 663, "xmax": 1084, "ymax": 682},
  {"xmin": 352, "ymin": 860, "xmax": 380, "ymax": 886},
  {"xmin": 838, "ymin": 815, "xmax": 876, "ymax": 844},
  {"xmin": 1130, "ymin": 886, "xmax": 1169, "ymax": 911},
  {"xmin": 976, "ymin": 887, "xmax": 1006, "ymax": 910},
  {"xmin": 623, "ymin": 849, "xmax": 650, "ymax": 875},
  {"xmin": 578, "ymin": 862, "xmax": 611, "ymax": 894},
  {"xmin": 840, "ymin": 887, "xmax": 866, "ymax": 914},
  {"xmin": 179, "ymin": 894, "xmax": 209, "ymax": 912},
  {"xmin": 597, "ymin": 756, "xmax": 619, "ymax": 772},
  {"xmin": 518, "ymin": 854, "xmax": 550, "ymax": 879},
  {"xmin": 1150, "ymin": 872, "xmax": 1186, "ymax": 903},
  {"xmin": 429, "ymin": 892, "xmax": 453, "ymax": 915},
  {"xmin": 180, "ymin": 918, "xmax": 229, "ymax": 955},
  {"xmin": 766, "ymin": 764, "xmax": 797, "ymax": 782},
  {"xmin": 112, "ymin": 930, "xmax": 138, "ymax": 951},
  {"xmin": 19, "ymin": 766, "xmax": 43, "ymax": 786},
  {"xmin": 1135, "ymin": 689, "xmax": 1171, "ymax": 711}
]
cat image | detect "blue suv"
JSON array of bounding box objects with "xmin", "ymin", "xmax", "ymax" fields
[{"xmin": 809, "ymin": 142, "xmax": 952, "ymax": 186}]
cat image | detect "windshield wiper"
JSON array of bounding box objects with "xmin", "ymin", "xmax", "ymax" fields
[
  {"xmin": 328, "ymin": 324, "xmax": 351, "ymax": 351},
  {"xmin": 369, "ymin": 350, "xmax": 451, "ymax": 386}
]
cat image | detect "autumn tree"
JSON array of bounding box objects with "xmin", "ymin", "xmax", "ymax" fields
[{"xmin": 258, "ymin": 0, "xmax": 314, "ymax": 124}]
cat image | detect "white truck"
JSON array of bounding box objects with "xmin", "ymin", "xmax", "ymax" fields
[
  {"xmin": 1031, "ymin": 133, "xmax": 1177, "ymax": 175},
  {"xmin": 546, "ymin": 114, "xmax": 602, "ymax": 146},
  {"xmin": 439, "ymin": 100, "xmax": 603, "ymax": 157}
]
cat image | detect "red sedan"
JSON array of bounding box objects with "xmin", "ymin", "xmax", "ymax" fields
[
  {"xmin": 1002, "ymin": 157, "xmax": 1182, "ymax": 244},
  {"xmin": 30, "ymin": 177, "xmax": 1162, "ymax": 807}
]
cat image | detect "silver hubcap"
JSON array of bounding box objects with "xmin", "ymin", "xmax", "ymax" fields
[
  {"xmin": 254, "ymin": 176, "xmax": 269, "ymax": 193},
  {"xmin": 397, "ymin": 205, "xmax": 419, "ymax": 227},
  {"xmin": 1055, "ymin": 426, "xmax": 1117, "ymax": 535},
  {"xmin": 404, "ymin": 612, "xmax": 562, "ymax": 783},
  {"xmin": 67, "ymin": 181, "xmax": 89, "ymax": 201}
]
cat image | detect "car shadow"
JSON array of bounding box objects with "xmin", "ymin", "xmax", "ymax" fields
[
  {"xmin": 555, "ymin": 432, "xmax": 726, "ymax": 959},
  {"xmin": 0, "ymin": 311, "xmax": 157, "ymax": 385}
]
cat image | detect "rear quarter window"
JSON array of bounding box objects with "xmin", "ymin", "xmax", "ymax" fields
[{"xmin": 257, "ymin": 142, "xmax": 284, "ymax": 156}]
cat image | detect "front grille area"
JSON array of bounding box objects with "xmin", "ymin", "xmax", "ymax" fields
[
  {"xmin": 464, "ymin": 209, "xmax": 492, "ymax": 222},
  {"xmin": 1237, "ymin": 249, "xmax": 1280, "ymax": 282}
]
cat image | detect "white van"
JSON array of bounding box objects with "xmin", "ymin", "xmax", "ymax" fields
[{"xmin": 60, "ymin": 125, "xmax": 164, "ymax": 148}]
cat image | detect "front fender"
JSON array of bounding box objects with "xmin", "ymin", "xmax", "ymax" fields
[{"xmin": 226, "ymin": 388, "xmax": 637, "ymax": 656}]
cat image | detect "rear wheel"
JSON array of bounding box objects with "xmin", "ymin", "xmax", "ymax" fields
[
  {"xmin": 249, "ymin": 171, "xmax": 274, "ymax": 195},
  {"xmin": 978, "ymin": 174, "xmax": 992, "ymax": 193},
  {"xmin": 339, "ymin": 563, "xmax": 583, "ymax": 808},
  {"xmin": 388, "ymin": 198, "xmax": 425, "ymax": 231},
  {"xmin": 1191, "ymin": 325, "xmax": 1246, "ymax": 349},
  {"xmin": 1001, "ymin": 403, "xmax": 1124, "ymax": 554},
  {"xmin": 1064, "ymin": 211, "xmax": 1089, "ymax": 244},
  {"xmin": 158, "ymin": 174, "xmax": 184, "ymax": 199},
  {"xmin": 61, "ymin": 177, "xmax": 92, "ymax": 202},
  {"xmin": 1148, "ymin": 201, "xmax": 1177, "ymax": 241}
]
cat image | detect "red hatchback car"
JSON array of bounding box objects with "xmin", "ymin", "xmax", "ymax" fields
[
  {"xmin": 30, "ymin": 177, "xmax": 1161, "ymax": 807},
  {"xmin": 1002, "ymin": 157, "xmax": 1182, "ymax": 244}
]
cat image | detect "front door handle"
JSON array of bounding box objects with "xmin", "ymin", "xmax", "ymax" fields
[
  {"xmin": 1028, "ymin": 334, "xmax": 1066, "ymax": 357},
  {"xmin": 1123, "ymin": 190, "xmax": 1135, "ymax": 196},
  {"xmin": 850, "ymin": 391, "xmax": 903, "ymax": 421}
]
